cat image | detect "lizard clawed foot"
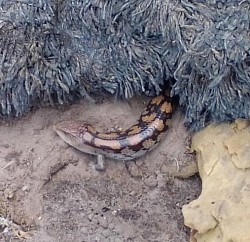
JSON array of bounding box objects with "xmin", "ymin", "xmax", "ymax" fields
[{"xmin": 90, "ymin": 154, "xmax": 106, "ymax": 171}]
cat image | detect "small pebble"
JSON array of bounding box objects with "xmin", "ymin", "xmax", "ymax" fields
[
  {"xmin": 5, "ymin": 190, "xmax": 14, "ymax": 199},
  {"xmin": 108, "ymin": 223, "xmax": 115, "ymax": 230},
  {"xmin": 21, "ymin": 185, "xmax": 30, "ymax": 192},
  {"xmin": 88, "ymin": 213, "xmax": 95, "ymax": 221},
  {"xmin": 98, "ymin": 217, "xmax": 108, "ymax": 228},
  {"xmin": 101, "ymin": 229, "xmax": 113, "ymax": 238},
  {"xmin": 144, "ymin": 175, "xmax": 158, "ymax": 188}
]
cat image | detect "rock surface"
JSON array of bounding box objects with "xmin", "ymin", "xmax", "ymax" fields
[{"xmin": 183, "ymin": 119, "xmax": 250, "ymax": 242}]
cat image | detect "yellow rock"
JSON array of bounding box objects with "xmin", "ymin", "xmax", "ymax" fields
[{"xmin": 183, "ymin": 119, "xmax": 250, "ymax": 242}]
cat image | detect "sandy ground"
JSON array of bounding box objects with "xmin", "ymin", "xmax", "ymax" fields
[{"xmin": 0, "ymin": 94, "xmax": 201, "ymax": 242}]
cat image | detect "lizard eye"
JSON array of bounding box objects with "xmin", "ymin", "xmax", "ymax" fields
[{"xmin": 80, "ymin": 126, "xmax": 87, "ymax": 132}]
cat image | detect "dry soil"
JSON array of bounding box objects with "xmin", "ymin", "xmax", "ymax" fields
[{"xmin": 0, "ymin": 94, "xmax": 201, "ymax": 242}]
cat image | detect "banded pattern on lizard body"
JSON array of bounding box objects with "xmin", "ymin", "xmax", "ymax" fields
[{"xmin": 53, "ymin": 93, "xmax": 173, "ymax": 161}]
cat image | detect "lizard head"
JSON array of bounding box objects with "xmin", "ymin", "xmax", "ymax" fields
[
  {"xmin": 53, "ymin": 120, "xmax": 100, "ymax": 155},
  {"xmin": 53, "ymin": 120, "xmax": 91, "ymax": 145}
]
